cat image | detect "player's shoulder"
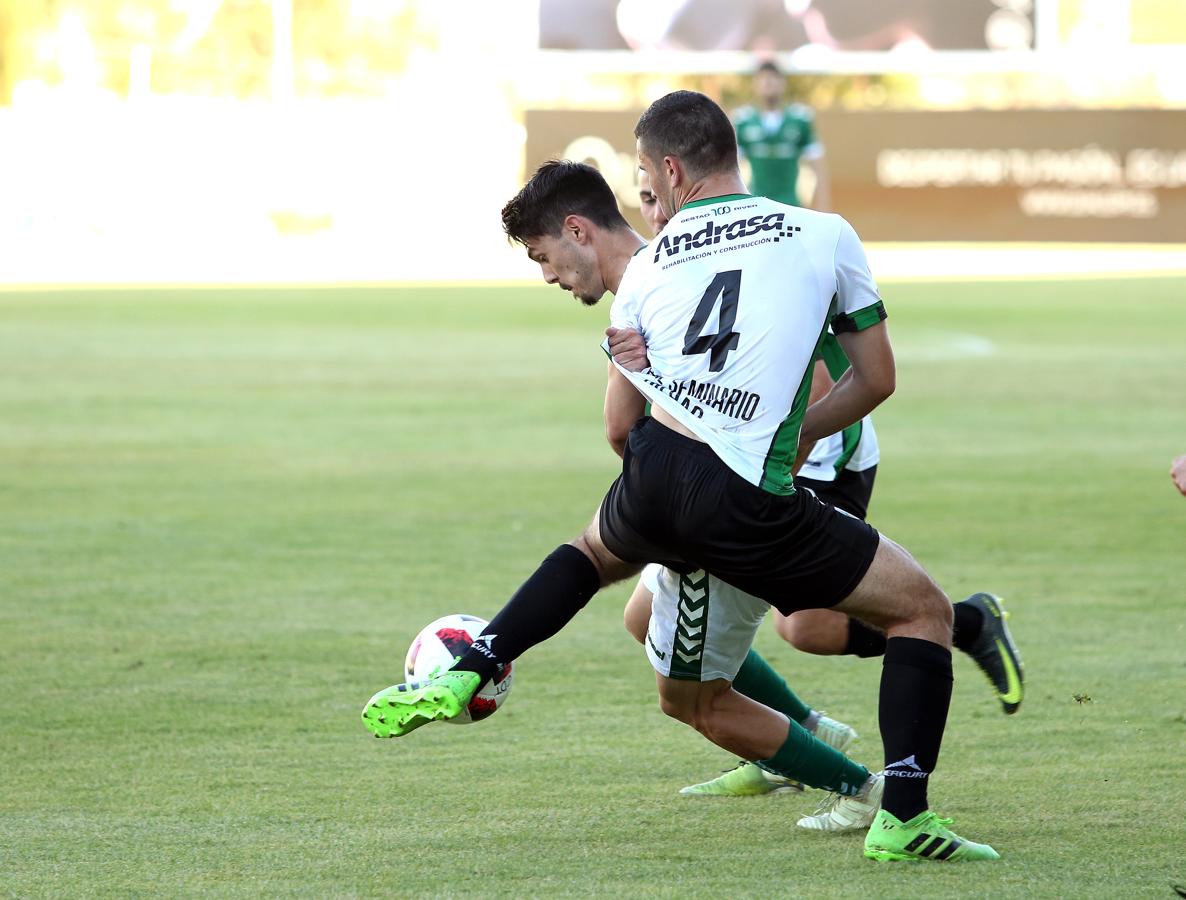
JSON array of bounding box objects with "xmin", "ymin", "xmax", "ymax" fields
[
  {"xmin": 731, "ymin": 104, "xmax": 758, "ymax": 124},
  {"xmin": 757, "ymin": 195, "xmax": 842, "ymax": 230},
  {"xmin": 785, "ymin": 102, "xmax": 816, "ymax": 122},
  {"xmin": 619, "ymin": 242, "xmax": 655, "ymax": 289}
]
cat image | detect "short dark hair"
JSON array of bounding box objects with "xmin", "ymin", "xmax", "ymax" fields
[
  {"xmin": 501, "ymin": 160, "xmax": 629, "ymax": 244},
  {"xmin": 756, "ymin": 61, "xmax": 782, "ymax": 77},
  {"xmin": 633, "ymin": 90, "xmax": 738, "ymax": 180}
]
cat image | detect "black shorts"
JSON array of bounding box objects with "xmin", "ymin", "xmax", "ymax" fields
[
  {"xmin": 598, "ymin": 418, "xmax": 880, "ymax": 615},
  {"xmin": 796, "ymin": 466, "xmax": 877, "ymax": 521}
]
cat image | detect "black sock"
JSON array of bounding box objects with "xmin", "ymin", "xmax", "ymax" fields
[
  {"xmin": 451, "ymin": 544, "xmax": 601, "ymax": 686},
  {"xmin": 878, "ymin": 636, "xmax": 953, "ymax": 823},
  {"xmin": 844, "ymin": 617, "xmax": 888, "ymax": 658},
  {"xmin": 951, "ymin": 599, "xmax": 984, "ymax": 652}
]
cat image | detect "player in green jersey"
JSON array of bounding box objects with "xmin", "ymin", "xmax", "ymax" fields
[{"xmin": 733, "ymin": 61, "xmax": 830, "ymax": 210}]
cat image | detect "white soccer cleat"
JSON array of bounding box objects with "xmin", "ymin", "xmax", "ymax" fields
[
  {"xmin": 796, "ymin": 772, "xmax": 884, "ymax": 833},
  {"xmin": 812, "ymin": 714, "xmax": 858, "ymax": 753}
]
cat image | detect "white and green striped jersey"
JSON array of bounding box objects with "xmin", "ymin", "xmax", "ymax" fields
[{"xmin": 608, "ymin": 193, "xmax": 885, "ymax": 496}]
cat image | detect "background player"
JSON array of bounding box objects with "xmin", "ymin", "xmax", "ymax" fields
[{"xmin": 733, "ymin": 61, "xmax": 830, "ymax": 210}]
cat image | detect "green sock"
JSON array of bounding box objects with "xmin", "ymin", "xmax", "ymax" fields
[
  {"xmin": 757, "ymin": 720, "xmax": 869, "ymax": 796},
  {"xmin": 732, "ymin": 648, "xmax": 812, "ymax": 724}
]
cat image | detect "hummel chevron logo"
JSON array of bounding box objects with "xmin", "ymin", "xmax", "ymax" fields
[
  {"xmin": 681, "ymin": 623, "xmax": 703, "ymax": 638},
  {"xmin": 675, "ymin": 649, "xmax": 701, "ymax": 663},
  {"xmin": 681, "ymin": 606, "xmax": 706, "ymax": 623},
  {"xmin": 681, "ymin": 585, "xmax": 707, "ymax": 602}
]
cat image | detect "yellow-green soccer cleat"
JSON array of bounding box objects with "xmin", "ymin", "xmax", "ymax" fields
[
  {"xmin": 863, "ymin": 809, "xmax": 1000, "ymax": 862},
  {"xmin": 361, "ymin": 671, "xmax": 480, "ymax": 738},
  {"xmin": 679, "ymin": 761, "xmax": 805, "ymax": 797},
  {"xmin": 961, "ymin": 593, "xmax": 1025, "ymax": 714}
]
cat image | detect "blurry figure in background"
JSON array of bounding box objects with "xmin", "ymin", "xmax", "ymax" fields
[
  {"xmin": 733, "ymin": 61, "xmax": 831, "ymax": 211},
  {"xmin": 1172, "ymin": 454, "xmax": 1186, "ymax": 495}
]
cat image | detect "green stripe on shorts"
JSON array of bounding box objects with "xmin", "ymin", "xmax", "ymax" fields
[{"xmin": 669, "ymin": 572, "xmax": 709, "ymax": 680}]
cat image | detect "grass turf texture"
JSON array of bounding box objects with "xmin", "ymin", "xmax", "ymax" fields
[{"xmin": 2, "ymin": 279, "xmax": 1185, "ymax": 898}]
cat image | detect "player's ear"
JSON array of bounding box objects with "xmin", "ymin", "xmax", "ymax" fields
[
  {"xmin": 564, "ymin": 214, "xmax": 590, "ymax": 244},
  {"xmin": 664, "ymin": 155, "xmax": 682, "ymax": 190}
]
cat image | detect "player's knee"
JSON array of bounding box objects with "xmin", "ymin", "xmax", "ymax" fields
[
  {"xmin": 657, "ymin": 691, "xmax": 696, "ymax": 726},
  {"xmin": 775, "ymin": 612, "xmax": 823, "ymax": 652},
  {"xmin": 569, "ymin": 531, "xmax": 635, "ymax": 588}
]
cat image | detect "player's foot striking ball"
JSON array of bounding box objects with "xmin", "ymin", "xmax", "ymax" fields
[
  {"xmin": 361, "ymin": 671, "xmax": 479, "ymax": 738},
  {"xmin": 863, "ymin": 809, "xmax": 999, "ymax": 862},
  {"xmin": 961, "ymin": 593, "xmax": 1025, "ymax": 714}
]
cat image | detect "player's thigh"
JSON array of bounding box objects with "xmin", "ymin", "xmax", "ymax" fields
[
  {"xmin": 623, "ymin": 566, "xmax": 659, "ymax": 644},
  {"xmin": 645, "ymin": 566, "xmax": 768, "ymax": 691},
  {"xmin": 831, "ymin": 535, "xmax": 951, "ymax": 634}
]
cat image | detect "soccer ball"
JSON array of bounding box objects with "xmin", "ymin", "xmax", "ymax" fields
[{"xmin": 404, "ymin": 614, "xmax": 513, "ymax": 724}]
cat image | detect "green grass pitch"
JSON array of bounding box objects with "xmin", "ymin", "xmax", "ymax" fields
[{"xmin": 2, "ymin": 278, "xmax": 1185, "ymax": 897}]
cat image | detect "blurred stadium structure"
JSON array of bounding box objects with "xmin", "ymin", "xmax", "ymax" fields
[{"xmin": 1, "ymin": 0, "xmax": 1184, "ymax": 284}]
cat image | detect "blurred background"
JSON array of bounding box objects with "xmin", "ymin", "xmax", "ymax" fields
[{"xmin": 1, "ymin": 0, "xmax": 1184, "ymax": 283}]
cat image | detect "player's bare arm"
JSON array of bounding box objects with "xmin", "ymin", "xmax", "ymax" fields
[
  {"xmin": 800, "ymin": 321, "xmax": 895, "ymax": 445},
  {"xmin": 604, "ymin": 362, "xmax": 647, "ymax": 458},
  {"xmin": 793, "ymin": 359, "xmax": 833, "ymax": 474}
]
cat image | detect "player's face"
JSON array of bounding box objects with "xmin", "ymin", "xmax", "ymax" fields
[
  {"xmin": 637, "ymin": 145, "xmax": 677, "ymax": 225},
  {"xmin": 637, "ymin": 169, "xmax": 668, "ymax": 236},
  {"xmin": 524, "ymin": 233, "xmax": 604, "ymax": 306},
  {"xmin": 756, "ymin": 70, "xmax": 784, "ymax": 105}
]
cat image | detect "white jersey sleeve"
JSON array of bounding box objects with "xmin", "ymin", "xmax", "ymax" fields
[{"xmin": 832, "ymin": 218, "xmax": 885, "ymax": 333}]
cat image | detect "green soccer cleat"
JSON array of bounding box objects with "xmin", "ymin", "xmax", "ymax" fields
[
  {"xmin": 864, "ymin": 809, "xmax": 1000, "ymax": 862},
  {"xmin": 960, "ymin": 593, "xmax": 1025, "ymax": 714},
  {"xmin": 679, "ymin": 761, "xmax": 804, "ymax": 797},
  {"xmin": 361, "ymin": 670, "xmax": 480, "ymax": 738}
]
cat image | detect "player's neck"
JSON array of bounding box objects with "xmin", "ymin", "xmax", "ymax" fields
[
  {"xmin": 676, "ymin": 173, "xmax": 749, "ymax": 213},
  {"xmin": 761, "ymin": 97, "xmax": 783, "ymax": 112},
  {"xmin": 603, "ymin": 230, "xmax": 647, "ymax": 295}
]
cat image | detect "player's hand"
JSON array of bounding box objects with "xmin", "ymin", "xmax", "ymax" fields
[
  {"xmin": 606, "ymin": 327, "xmax": 650, "ymax": 372},
  {"xmin": 1171, "ymin": 454, "xmax": 1186, "ymax": 496}
]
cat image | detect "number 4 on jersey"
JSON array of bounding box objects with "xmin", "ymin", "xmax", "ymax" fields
[{"xmin": 683, "ymin": 270, "xmax": 741, "ymax": 373}]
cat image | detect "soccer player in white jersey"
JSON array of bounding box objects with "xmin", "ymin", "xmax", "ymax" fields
[
  {"xmin": 633, "ymin": 169, "xmax": 1022, "ymax": 808},
  {"xmin": 364, "ymin": 92, "xmax": 1003, "ymax": 862}
]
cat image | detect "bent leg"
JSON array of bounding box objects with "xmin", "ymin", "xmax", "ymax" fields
[{"xmin": 656, "ymin": 675, "xmax": 869, "ymax": 795}]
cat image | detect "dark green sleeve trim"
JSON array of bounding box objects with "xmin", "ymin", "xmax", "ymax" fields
[{"xmin": 832, "ymin": 300, "xmax": 887, "ymax": 334}]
